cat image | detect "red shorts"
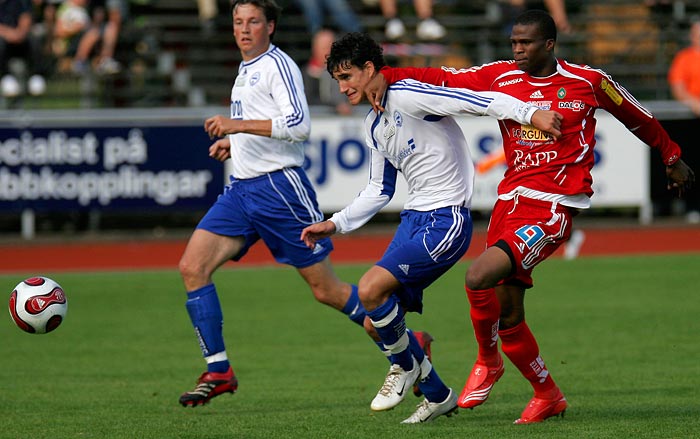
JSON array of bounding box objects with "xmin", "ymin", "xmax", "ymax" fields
[{"xmin": 487, "ymin": 195, "xmax": 575, "ymax": 288}]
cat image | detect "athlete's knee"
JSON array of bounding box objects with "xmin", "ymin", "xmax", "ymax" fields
[
  {"xmin": 465, "ymin": 264, "xmax": 495, "ymax": 291},
  {"xmin": 178, "ymin": 256, "xmax": 210, "ymax": 291},
  {"xmin": 357, "ymin": 279, "xmax": 386, "ymax": 312}
]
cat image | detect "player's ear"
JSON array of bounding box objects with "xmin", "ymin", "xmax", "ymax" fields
[
  {"xmin": 545, "ymin": 38, "xmax": 556, "ymax": 52},
  {"xmin": 363, "ymin": 61, "xmax": 376, "ymax": 76}
]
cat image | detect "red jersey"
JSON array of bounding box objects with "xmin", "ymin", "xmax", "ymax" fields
[{"xmin": 382, "ymin": 60, "xmax": 681, "ymax": 204}]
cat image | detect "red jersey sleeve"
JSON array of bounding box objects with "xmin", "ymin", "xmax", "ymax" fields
[
  {"xmin": 381, "ymin": 61, "xmax": 520, "ymax": 94},
  {"xmin": 380, "ymin": 66, "xmax": 452, "ymax": 86},
  {"xmin": 593, "ymin": 72, "xmax": 681, "ymax": 165}
]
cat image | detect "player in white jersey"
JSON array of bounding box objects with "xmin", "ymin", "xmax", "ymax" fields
[
  {"xmin": 301, "ymin": 32, "xmax": 562, "ymax": 423},
  {"xmin": 177, "ymin": 0, "xmax": 429, "ymax": 408}
]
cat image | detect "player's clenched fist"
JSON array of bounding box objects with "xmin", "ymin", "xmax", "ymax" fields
[{"xmin": 205, "ymin": 115, "xmax": 236, "ymax": 138}]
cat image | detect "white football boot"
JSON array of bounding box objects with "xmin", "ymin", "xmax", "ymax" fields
[
  {"xmin": 401, "ymin": 388, "xmax": 459, "ymax": 424},
  {"xmin": 370, "ymin": 357, "xmax": 420, "ymax": 411}
]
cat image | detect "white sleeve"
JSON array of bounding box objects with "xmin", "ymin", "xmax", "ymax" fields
[
  {"xmin": 328, "ymin": 149, "xmax": 397, "ymax": 234},
  {"xmin": 389, "ymin": 80, "xmax": 536, "ymax": 125},
  {"xmin": 269, "ymin": 61, "xmax": 311, "ymax": 142}
]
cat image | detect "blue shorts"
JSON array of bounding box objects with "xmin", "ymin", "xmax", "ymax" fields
[
  {"xmin": 377, "ymin": 206, "xmax": 472, "ymax": 313},
  {"xmin": 197, "ymin": 167, "xmax": 333, "ymax": 268}
]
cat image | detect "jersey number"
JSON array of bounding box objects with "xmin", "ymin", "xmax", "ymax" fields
[{"xmin": 231, "ymin": 100, "xmax": 243, "ymax": 118}]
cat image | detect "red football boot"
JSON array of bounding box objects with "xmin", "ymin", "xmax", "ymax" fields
[
  {"xmin": 514, "ymin": 388, "xmax": 567, "ymax": 424},
  {"xmin": 457, "ymin": 355, "xmax": 505, "ymax": 409},
  {"xmin": 179, "ymin": 367, "xmax": 238, "ymax": 407}
]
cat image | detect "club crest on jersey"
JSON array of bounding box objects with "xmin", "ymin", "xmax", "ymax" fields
[
  {"xmin": 249, "ymin": 72, "xmax": 261, "ymax": 86},
  {"xmin": 557, "ymin": 87, "xmax": 566, "ymax": 99},
  {"xmin": 394, "ymin": 111, "xmax": 403, "ymax": 127},
  {"xmin": 600, "ymin": 79, "xmax": 623, "ymax": 105}
]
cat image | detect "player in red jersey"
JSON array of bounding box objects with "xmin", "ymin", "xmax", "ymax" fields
[{"xmin": 366, "ymin": 9, "xmax": 695, "ymax": 424}]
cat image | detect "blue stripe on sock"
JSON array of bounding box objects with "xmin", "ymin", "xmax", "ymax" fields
[{"xmin": 185, "ymin": 284, "xmax": 229, "ymax": 372}]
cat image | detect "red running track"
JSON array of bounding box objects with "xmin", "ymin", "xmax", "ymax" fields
[{"xmin": 0, "ymin": 226, "xmax": 698, "ymax": 273}]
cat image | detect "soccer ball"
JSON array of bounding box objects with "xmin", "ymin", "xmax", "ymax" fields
[{"xmin": 8, "ymin": 277, "xmax": 67, "ymax": 334}]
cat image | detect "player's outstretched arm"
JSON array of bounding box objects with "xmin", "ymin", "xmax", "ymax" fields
[
  {"xmin": 531, "ymin": 109, "xmax": 563, "ymax": 140},
  {"xmin": 301, "ymin": 220, "xmax": 337, "ymax": 249},
  {"xmin": 666, "ymin": 159, "xmax": 695, "ymax": 197}
]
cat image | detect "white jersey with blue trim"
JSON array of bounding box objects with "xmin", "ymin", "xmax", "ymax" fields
[
  {"xmin": 227, "ymin": 44, "xmax": 311, "ymax": 179},
  {"xmin": 330, "ymin": 79, "xmax": 538, "ymax": 234}
]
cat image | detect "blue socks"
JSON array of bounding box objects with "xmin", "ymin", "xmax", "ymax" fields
[
  {"xmin": 341, "ymin": 285, "xmax": 366, "ymax": 326},
  {"xmin": 367, "ymin": 296, "xmax": 451, "ymax": 403},
  {"xmin": 367, "ymin": 296, "xmax": 414, "ymax": 371},
  {"xmin": 185, "ymin": 284, "xmax": 229, "ymax": 373}
]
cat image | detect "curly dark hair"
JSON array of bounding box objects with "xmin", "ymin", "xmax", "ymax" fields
[
  {"xmin": 326, "ymin": 32, "xmax": 385, "ymax": 76},
  {"xmin": 513, "ymin": 9, "xmax": 557, "ymax": 41}
]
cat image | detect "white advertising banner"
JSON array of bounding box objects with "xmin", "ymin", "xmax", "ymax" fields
[{"xmin": 305, "ymin": 112, "xmax": 651, "ymax": 218}]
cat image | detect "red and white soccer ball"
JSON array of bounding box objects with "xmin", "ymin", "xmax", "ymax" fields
[{"xmin": 8, "ymin": 277, "xmax": 67, "ymax": 334}]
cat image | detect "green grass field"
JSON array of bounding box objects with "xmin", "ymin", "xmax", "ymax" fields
[{"xmin": 2, "ymin": 255, "xmax": 699, "ymax": 439}]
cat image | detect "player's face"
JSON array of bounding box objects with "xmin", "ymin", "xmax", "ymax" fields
[
  {"xmin": 331, "ymin": 62, "xmax": 375, "ymax": 106},
  {"xmin": 233, "ymin": 4, "xmax": 274, "ymax": 61},
  {"xmin": 510, "ymin": 23, "xmax": 555, "ymax": 76}
]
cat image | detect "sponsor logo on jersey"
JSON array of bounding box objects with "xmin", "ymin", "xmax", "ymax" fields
[
  {"xmin": 512, "ymin": 148, "xmax": 558, "ymax": 172},
  {"xmin": 529, "ymin": 90, "xmax": 544, "ymax": 99},
  {"xmin": 398, "ymin": 264, "xmax": 410, "ymax": 275},
  {"xmin": 383, "ymin": 116, "xmax": 396, "ymax": 141},
  {"xmin": 528, "ymin": 100, "xmax": 552, "ymax": 110},
  {"xmin": 600, "ymin": 79, "xmax": 623, "ymax": 105},
  {"xmin": 396, "ymin": 138, "xmax": 416, "ymax": 162},
  {"xmin": 558, "ymin": 100, "xmax": 585, "ymax": 111},
  {"xmin": 497, "ymin": 77, "xmax": 524, "ymax": 87},
  {"xmin": 512, "ymin": 125, "xmax": 554, "ymax": 143}
]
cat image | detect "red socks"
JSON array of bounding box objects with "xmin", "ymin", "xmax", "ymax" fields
[
  {"xmin": 499, "ymin": 321, "xmax": 558, "ymax": 398},
  {"xmin": 465, "ymin": 286, "xmax": 500, "ymax": 365}
]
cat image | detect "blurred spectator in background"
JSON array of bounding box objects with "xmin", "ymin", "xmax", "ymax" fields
[
  {"xmin": 381, "ymin": 0, "xmax": 446, "ymax": 41},
  {"xmin": 71, "ymin": 0, "xmax": 126, "ymax": 75},
  {"xmin": 501, "ymin": 0, "xmax": 572, "ymax": 35},
  {"xmin": 668, "ymin": 18, "xmax": 700, "ymax": 116},
  {"xmin": 294, "ymin": 0, "xmax": 362, "ymax": 35},
  {"xmin": 197, "ymin": 0, "xmax": 218, "ymax": 37},
  {"xmin": 302, "ymin": 28, "xmax": 352, "ymax": 115},
  {"xmin": 667, "ymin": 17, "xmax": 700, "ymax": 222},
  {"xmin": 52, "ymin": 0, "xmax": 91, "ymax": 68},
  {"xmin": 1, "ymin": 0, "xmax": 47, "ymax": 98}
]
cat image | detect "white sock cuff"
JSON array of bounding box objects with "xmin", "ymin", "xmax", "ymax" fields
[
  {"xmin": 370, "ymin": 303, "xmax": 400, "ymax": 328},
  {"xmin": 205, "ymin": 351, "xmax": 228, "ymax": 364}
]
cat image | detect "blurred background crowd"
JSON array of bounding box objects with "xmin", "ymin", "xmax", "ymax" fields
[{"xmin": 1, "ymin": 0, "xmax": 700, "ymax": 112}]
